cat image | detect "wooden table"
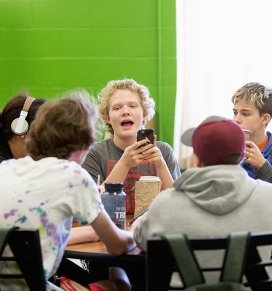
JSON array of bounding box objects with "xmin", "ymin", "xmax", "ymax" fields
[{"xmin": 65, "ymin": 216, "xmax": 146, "ymax": 291}]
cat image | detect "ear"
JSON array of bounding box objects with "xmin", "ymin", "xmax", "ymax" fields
[
  {"xmin": 142, "ymin": 111, "xmax": 148, "ymax": 126},
  {"xmin": 105, "ymin": 113, "xmax": 111, "ymax": 124},
  {"xmin": 261, "ymin": 113, "xmax": 271, "ymax": 126},
  {"xmin": 143, "ymin": 110, "xmax": 148, "ymax": 119},
  {"xmin": 187, "ymin": 153, "xmax": 203, "ymax": 168}
]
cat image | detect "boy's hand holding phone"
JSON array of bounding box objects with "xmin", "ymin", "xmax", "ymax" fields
[
  {"xmin": 117, "ymin": 129, "xmax": 158, "ymax": 168},
  {"xmin": 136, "ymin": 128, "xmax": 166, "ymax": 165}
]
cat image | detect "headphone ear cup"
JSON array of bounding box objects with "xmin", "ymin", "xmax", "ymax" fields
[
  {"xmin": 10, "ymin": 96, "xmax": 35, "ymax": 136},
  {"xmin": 11, "ymin": 117, "xmax": 29, "ymax": 135}
]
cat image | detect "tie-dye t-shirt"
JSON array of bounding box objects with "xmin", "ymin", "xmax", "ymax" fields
[{"xmin": 0, "ymin": 156, "xmax": 103, "ymax": 290}]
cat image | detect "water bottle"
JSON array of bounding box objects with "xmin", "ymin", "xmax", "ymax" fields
[{"xmin": 101, "ymin": 182, "xmax": 126, "ymax": 230}]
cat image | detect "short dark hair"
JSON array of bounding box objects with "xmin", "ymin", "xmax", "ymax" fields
[
  {"xmin": 222, "ymin": 153, "xmax": 243, "ymax": 165},
  {"xmin": 202, "ymin": 154, "xmax": 243, "ymax": 166}
]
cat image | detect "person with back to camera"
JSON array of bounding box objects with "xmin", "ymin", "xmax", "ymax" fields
[
  {"xmin": 82, "ymin": 78, "xmax": 181, "ymax": 215},
  {"xmin": 231, "ymin": 82, "xmax": 272, "ymax": 182},
  {"xmin": 0, "ymin": 94, "xmax": 46, "ymax": 162},
  {"xmin": 133, "ymin": 116, "xmax": 272, "ymax": 283},
  {"xmin": 0, "ymin": 89, "xmax": 135, "ymax": 291}
]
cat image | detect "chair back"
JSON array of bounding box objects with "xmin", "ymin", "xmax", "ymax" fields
[
  {"xmin": 0, "ymin": 228, "xmax": 46, "ymax": 291},
  {"xmin": 146, "ymin": 231, "xmax": 272, "ymax": 291}
]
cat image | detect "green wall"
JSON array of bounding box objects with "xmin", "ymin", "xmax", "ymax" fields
[{"xmin": 0, "ymin": 0, "xmax": 176, "ymax": 146}]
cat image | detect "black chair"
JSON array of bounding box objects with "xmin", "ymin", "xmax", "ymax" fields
[
  {"xmin": 146, "ymin": 231, "xmax": 272, "ymax": 291},
  {"xmin": 0, "ymin": 228, "xmax": 46, "ymax": 291}
]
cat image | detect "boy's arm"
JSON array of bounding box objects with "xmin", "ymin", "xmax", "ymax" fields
[
  {"xmin": 91, "ymin": 210, "xmax": 136, "ymax": 255},
  {"xmin": 255, "ymin": 160, "xmax": 272, "ymax": 182},
  {"xmin": 68, "ymin": 225, "xmax": 100, "ymax": 245},
  {"xmin": 102, "ymin": 140, "xmax": 153, "ymax": 184},
  {"xmin": 68, "ymin": 210, "xmax": 136, "ymax": 254}
]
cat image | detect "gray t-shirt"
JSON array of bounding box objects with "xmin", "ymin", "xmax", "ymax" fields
[{"xmin": 82, "ymin": 138, "xmax": 181, "ymax": 214}]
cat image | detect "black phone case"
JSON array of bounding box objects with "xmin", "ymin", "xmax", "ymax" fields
[{"xmin": 137, "ymin": 129, "xmax": 155, "ymax": 145}]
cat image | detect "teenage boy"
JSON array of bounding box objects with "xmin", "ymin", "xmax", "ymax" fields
[
  {"xmin": 232, "ymin": 82, "xmax": 272, "ymax": 182},
  {"xmin": 133, "ymin": 116, "xmax": 272, "ymax": 252},
  {"xmin": 0, "ymin": 90, "xmax": 135, "ymax": 291},
  {"xmin": 82, "ymin": 79, "xmax": 181, "ymax": 214}
]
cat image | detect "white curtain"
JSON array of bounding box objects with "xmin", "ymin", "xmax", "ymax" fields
[{"xmin": 174, "ymin": 0, "xmax": 272, "ymax": 168}]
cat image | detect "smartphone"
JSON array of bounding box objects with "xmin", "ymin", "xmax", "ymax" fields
[
  {"xmin": 137, "ymin": 129, "xmax": 155, "ymax": 146},
  {"xmin": 242, "ymin": 129, "xmax": 252, "ymax": 141}
]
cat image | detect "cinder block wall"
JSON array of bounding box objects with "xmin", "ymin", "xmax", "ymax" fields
[{"xmin": 0, "ymin": 0, "xmax": 176, "ymax": 145}]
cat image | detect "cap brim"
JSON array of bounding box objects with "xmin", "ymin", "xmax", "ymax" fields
[
  {"xmin": 180, "ymin": 116, "xmax": 227, "ymax": 147},
  {"xmin": 180, "ymin": 127, "xmax": 195, "ymax": 146}
]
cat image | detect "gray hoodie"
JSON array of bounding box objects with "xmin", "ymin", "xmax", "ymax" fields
[{"xmin": 134, "ymin": 164, "xmax": 272, "ymax": 251}]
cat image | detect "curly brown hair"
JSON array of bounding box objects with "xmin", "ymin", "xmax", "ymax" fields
[{"xmin": 26, "ymin": 89, "xmax": 98, "ymax": 160}]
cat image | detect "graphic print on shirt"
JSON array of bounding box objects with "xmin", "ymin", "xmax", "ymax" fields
[{"xmin": 107, "ymin": 160, "xmax": 157, "ymax": 214}]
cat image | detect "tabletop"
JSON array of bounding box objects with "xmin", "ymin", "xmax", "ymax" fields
[
  {"xmin": 67, "ymin": 215, "xmax": 140, "ymax": 254},
  {"xmin": 65, "ymin": 240, "xmax": 142, "ymax": 255},
  {"xmin": 65, "ymin": 215, "xmax": 146, "ymax": 290}
]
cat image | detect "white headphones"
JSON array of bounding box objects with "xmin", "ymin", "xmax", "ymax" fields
[{"xmin": 11, "ymin": 96, "xmax": 35, "ymax": 135}]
